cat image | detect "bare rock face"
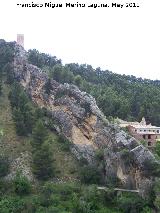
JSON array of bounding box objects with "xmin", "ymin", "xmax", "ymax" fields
[
  {"xmin": 131, "ymin": 145, "xmax": 155, "ymax": 166},
  {"xmin": 8, "ymin": 42, "xmax": 160, "ymax": 191},
  {"xmin": 5, "ymin": 152, "xmax": 34, "ymax": 181}
]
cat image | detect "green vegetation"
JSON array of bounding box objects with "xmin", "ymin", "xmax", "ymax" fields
[
  {"xmin": 0, "ymin": 155, "xmax": 10, "ymax": 177},
  {"xmin": 0, "ymin": 77, "xmax": 81, "ymax": 179},
  {"xmin": 28, "ymin": 49, "xmax": 160, "ymax": 126},
  {"xmin": 55, "ymin": 89, "xmax": 70, "ymax": 100},
  {"xmin": 140, "ymin": 139, "xmax": 148, "ymax": 147},
  {"xmin": 0, "ymin": 180, "xmax": 156, "ymax": 213},
  {"xmin": 32, "ymin": 138, "xmax": 55, "ymax": 180},
  {"xmin": 0, "ymin": 40, "xmax": 14, "ymax": 70},
  {"xmin": 155, "ymin": 141, "xmax": 160, "ymax": 157},
  {"xmin": 143, "ymin": 159, "xmax": 160, "ymax": 177},
  {"xmin": 13, "ymin": 173, "xmax": 32, "ymax": 195},
  {"xmin": 30, "ymin": 119, "xmax": 54, "ymax": 180},
  {"xmin": 116, "ymin": 192, "xmax": 150, "ymax": 213},
  {"xmin": 31, "ymin": 120, "xmax": 48, "ymax": 149},
  {"xmin": 9, "ymin": 83, "xmax": 34, "ymax": 136},
  {"xmin": 79, "ymin": 165, "xmax": 102, "ymax": 184},
  {"xmin": 120, "ymin": 149, "xmax": 134, "ymax": 166},
  {"xmin": 0, "ymin": 39, "xmax": 160, "ymax": 212},
  {"xmin": 58, "ymin": 135, "xmax": 72, "ymax": 152},
  {"xmin": 28, "ymin": 49, "xmax": 61, "ymax": 69},
  {"xmin": 0, "ymin": 73, "xmax": 2, "ymax": 95}
]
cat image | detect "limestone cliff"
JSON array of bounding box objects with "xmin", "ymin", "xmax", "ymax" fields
[{"xmin": 5, "ymin": 42, "xmax": 160, "ymax": 194}]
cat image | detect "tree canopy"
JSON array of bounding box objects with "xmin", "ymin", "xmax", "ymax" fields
[{"xmin": 27, "ymin": 48, "xmax": 160, "ymax": 126}]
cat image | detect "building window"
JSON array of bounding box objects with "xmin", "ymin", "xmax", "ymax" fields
[
  {"xmin": 148, "ymin": 142, "xmax": 152, "ymax": 146},
  {"xmin": 143, "ymin": 135, "xmax": 145, "ymax": 139},
  {"xmin": 157, "ymin": 130, "xmax": 159, "ymax": 133},
  {"xmin": 148, "ymin": 135, "xmax": 151, "ymax": 139}
]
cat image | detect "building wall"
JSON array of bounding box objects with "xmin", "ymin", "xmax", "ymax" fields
[{"xmin": 128, "ymin": 125, "xmax": 160, "ymax": 147}]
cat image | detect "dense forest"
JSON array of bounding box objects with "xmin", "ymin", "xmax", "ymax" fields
[
  {"xmin": 0, "ymin": 40, "xmax": 160, "ymax": 212},
  {"xmin": 28, "ymin": 49, "xmax": 160, "ymax": 126}
]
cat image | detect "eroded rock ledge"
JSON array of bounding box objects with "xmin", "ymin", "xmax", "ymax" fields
[{"xmin": 9, "ymin": 42, "xmax": 160, "ymax": 192}]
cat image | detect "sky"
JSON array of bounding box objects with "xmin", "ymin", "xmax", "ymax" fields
[{"xmin": 0, "ymin": 0, "xmax": 160, "ymax": 80}]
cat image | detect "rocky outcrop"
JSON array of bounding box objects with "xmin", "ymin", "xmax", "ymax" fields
[
  {"xmin": 7, "ymin": 42, "xmax": 160, "ymax": 192},
  {"xmin": 5, "ymin": 152, "xmax": 34, "ymax": 181}
]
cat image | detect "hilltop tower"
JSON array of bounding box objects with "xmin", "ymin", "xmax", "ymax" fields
[{"xmin": 17, "ymin": 34, "xmax": 24, "ymax": 47}]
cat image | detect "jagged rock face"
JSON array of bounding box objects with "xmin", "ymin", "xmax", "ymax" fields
[
  {"xmin": 5, "ymin": 152, "xmax": 34, "ymax": 181},
  {"xmin": 8, "ymin": 42, "xmax": 159, "ymax": 190}
]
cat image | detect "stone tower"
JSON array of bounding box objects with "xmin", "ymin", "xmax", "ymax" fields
[{"xmin": 17, "ymin": 34, "xmax": 24, "ymax": 47}]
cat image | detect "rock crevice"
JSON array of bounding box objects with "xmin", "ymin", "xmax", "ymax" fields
[{"xmin": 10, "ymin": 43, "xmax": 160, "ymax": 191}]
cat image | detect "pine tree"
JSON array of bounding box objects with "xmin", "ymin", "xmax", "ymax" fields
[
  {"xmin": 9, "ymin": 83, "xmax": 34, "ymax": 136},
  {"xmin": 0, "ymin": 78, "xmax": 2, "ymax": 95},
  {"xmin": 13, "ymin": 108, "xmax": 26, "ymax": 136},
  {"xmin": 8, "ymin": 83, "xmax": 22, "ymax": 108},
  {"xmin": 32, "ymin": 139, "xmax": 54, "ymax": 180},
  {"xmin": 31, "ymin": 120, "xmax": 48, "ymax": 149}
]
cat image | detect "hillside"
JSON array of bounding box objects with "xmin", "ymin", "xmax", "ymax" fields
[
  {"xmin": 0, "ymin": 80, "xmax": 80, "ymax": 181},
  {"xmin": 0, "ymin": 39, "xmax": 160, "ymax": 212},
  {"xmin": 28, "ymin": 49, "xmax": 160, "ymax": 126},
  {"xmin": 11, "ymin": 41, "xmax": 160, "ymax": 187}
]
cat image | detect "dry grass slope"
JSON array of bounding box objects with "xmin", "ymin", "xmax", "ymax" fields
[
  {"xmin": 0, "ymin": 83, "xmax": 31, "ymax": 159},
  {"xmin": 0, "ymin": 83, "xmax": 80, "ymax": 181}
]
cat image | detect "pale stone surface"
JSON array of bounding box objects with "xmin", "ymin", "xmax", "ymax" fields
[{"xmin": 4, "ymin": 41, "xmax": 159, "ymax": 192}]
